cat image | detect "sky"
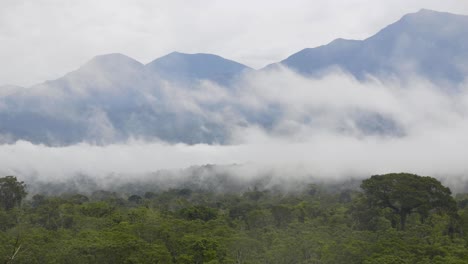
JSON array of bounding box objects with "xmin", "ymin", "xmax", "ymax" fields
[{"xmin": 1, "ymin": 0, "xmax": 468, "ymax": 87}]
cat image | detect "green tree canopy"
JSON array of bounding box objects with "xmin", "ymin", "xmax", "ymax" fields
[
  {"xmin": 361, "ymin": 173, "xmax": 457, "ymax": 230},
  {"xmin": 0, "ymin": 176, "xmax": 27, "ymax": 211}
]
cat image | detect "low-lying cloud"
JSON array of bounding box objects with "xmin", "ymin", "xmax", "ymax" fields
[{"xmin": 1, "ymin": 68, "xmax": 468, "ymax": 193}]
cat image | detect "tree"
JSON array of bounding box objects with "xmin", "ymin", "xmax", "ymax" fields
[
  {"xmin": 271, "ymin": 205, "xmax": 294, "ymax": 227},
  {"xmin": 0, "ymin": 176, "xmax": 27, "ymax": 211},
  {"xmin": 361, "ymin": 173, "xmax": 457, "ymax": 230},
  {"xmin": 178, "ymin": 205, "xmax": 217, "ymax": 221},
  {"xmin": 128, "ymin": 194, "xmax": 143, "ymax": 204}
]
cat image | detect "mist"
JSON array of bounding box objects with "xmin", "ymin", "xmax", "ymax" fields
[{"xmin": 1, "ymin": 67, "xmax": 468, "ymax": 193}]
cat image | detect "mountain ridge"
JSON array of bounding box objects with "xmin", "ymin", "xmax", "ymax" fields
[
  {"xmin": 4, "ymin": 8, "xmax": 467, "ymax": 89},
  {"xmin": 0, "ymin": 9, "xmax": 466, "ymax": 145},
  {"xmin": 272, "ymin": 9, "xmax": 468, "ymax": 84}
]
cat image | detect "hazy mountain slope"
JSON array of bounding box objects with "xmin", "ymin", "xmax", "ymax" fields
[
  {"xmin": 0, "ymin": 9, "xmax": 465, "ymax": 145},
  {"xmin": 0, "ymin": 85, "xmax": 24, "ymax": 97},
  {"xmin": 0, "ymin": 53, "xmax": 230, "ymax": 145},
  {"xmin": 276, "ymin": 9, "xmax": 468, "ymax": 84},
  {"xmin": 146, "ymin": 52, "xmax": 251, "ymax": 85}
]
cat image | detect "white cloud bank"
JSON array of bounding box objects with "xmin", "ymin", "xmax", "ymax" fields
[{"xmin": 1, "ymin": 68, "xmax": 468, "ymax": 192}]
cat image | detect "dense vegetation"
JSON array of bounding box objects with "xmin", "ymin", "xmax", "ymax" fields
[{"xmin": 1, "ymin": 173, "xmax": 468, "ymax": 263}]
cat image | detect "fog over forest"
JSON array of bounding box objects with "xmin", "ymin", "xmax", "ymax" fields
[{"xmin": 1, "ymin": 67, "xmax": 468, "ymax": 193}]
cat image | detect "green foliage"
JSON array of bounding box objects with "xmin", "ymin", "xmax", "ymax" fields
[
  {"xmin": 81, "ymin": 202, "xmax": 115, "ymax": 218},
  {"xmin": 361, "ymin": 173, "xmax": 457, "ymax": 230},
  {"xmin": 179, "ymin": 206, "xmax": 218, "ymax": 222},
  {"xmin": 0, "ymin": 176, "xmax": 27, "ymax": 211},
  {"xmin": 0, "ymin": 174, "xmax": 467, "ymax": 263}
]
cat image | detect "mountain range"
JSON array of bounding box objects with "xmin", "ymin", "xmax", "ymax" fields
[{"xmin": 0, "ymin": 9, "xmax": 467, "ymax": 145}]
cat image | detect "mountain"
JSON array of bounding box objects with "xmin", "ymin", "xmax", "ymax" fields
[
  {"xmin": 146, "ymin": 52, "xmax": 251, "ymax": 85},
  {"xmin": 0, "ymin": 53, "xmax": 234, "ymax": 145},
  {"xmin": 274, "ymin": 9, "xmax": 468, "ymax": 85},
  {"xmin": 38, "ymin": 53, "xmax": 147, "ymax": 98},
  {"xmin": 0, "ymin": 85, "xmax": 23, "ymax": 97},
  {"xmin": 0, "ymin": 9, "xmax": 466, "ymax": 145}
]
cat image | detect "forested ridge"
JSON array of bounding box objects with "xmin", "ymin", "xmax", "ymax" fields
[{"xmin": 1, "ymin": 173, "xmax": 468, "ymax": 263}]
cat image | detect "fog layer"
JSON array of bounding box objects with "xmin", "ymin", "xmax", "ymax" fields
[{"xmin": 1, "ymin": 68, "xmax": 467, "ymax": 192}]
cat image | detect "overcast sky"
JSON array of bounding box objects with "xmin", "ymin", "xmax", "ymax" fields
[{"xmin": 1, "ymin": 0, "xmax": 467, "ymax": 87}]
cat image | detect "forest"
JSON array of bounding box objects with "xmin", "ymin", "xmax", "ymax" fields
[{"xmin": 1, "ymin": 173, "xmax": 468, "ymax": 263}]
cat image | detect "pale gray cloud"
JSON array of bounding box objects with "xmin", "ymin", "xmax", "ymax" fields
[
  {"xmin": 1, "ymin": 0, "xmax": 467, "ymax": 86},
  {"xmin": 1, "ymin": 69, "xmax": 468, "ymax": 191}
]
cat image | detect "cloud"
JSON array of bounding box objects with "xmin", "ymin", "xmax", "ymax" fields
[{"xmin": 1, "ymin": 68, "xmax": 468, "ymax": 192}]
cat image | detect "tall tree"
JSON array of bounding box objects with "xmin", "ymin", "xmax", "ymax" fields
[
  {"xmin": 361, "ymin": 173, "xmax": 457, "ymax": 230},
  {"xmin": 0, "ymin": 176, "xmax": 27, "ymax": 211}
]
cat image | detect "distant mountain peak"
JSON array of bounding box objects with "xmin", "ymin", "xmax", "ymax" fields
[
  {"xmin": 70, "ymin": 53, "xmax": 145, "ymax": 81},
  {"xmin": 413, "ymin": 8, "xmax": 464, "ymax": 16},
  {"xmin": 153, "ymin": 51, "xmax": 243, "ymax": 63},
  {"xmin": 161, "ymin": 51, "xmax": 185, "ymax": 57},
  {"xmin": 397, "ymin": 8, "xmax": 468, "ymax": 26},
  {"xmin": 146, "ymin": 51, "xmax": 251, "ymax": 85},
  {"xmin": 275, "ymin": 9, "xmax": 468, "ymax": 84},
  {"xmin": 417, "ymin": 8, "xmax": 439, "ymax": 13},
  {"xmin": 85, "ymin": 53, "xmax": 143, "ymax": 68}
]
